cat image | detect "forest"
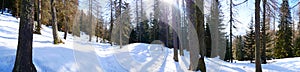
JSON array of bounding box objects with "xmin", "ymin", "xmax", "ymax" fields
[{"xmin": 1, "ymin": 0, "xmax": 300, "ymax": 72}]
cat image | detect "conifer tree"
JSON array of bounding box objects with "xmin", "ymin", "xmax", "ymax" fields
[
  {"xmin": 274, "ymin": 0, "xmax": 293, "ymax": 58},
  {"xmin": 244, "ymin": 17, "xmax": 255, "ymax": 63},
  {"xmin": 13, "ymin": 0, "xmax": 37, "ymax": 71}
]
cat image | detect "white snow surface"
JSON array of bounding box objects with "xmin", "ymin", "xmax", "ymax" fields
[{"xmin": 1, "ymin": 13, "xmax": 300, "ymax": 72}]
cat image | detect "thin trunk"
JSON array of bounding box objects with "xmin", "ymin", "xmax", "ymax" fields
[
  {"xmin": 262, "ymin": 0, "xmax": 267, "ymax": 64},
  {"xmin": 109, "ymin": 0, "xmax": 114, "ymax": 46},
  {"xmin": 51, "ymin": 0, "xmax": 63, "ymax": 44},
  {"xmin": 13, "ymin": 0, "xmax": 37, "ymax": 71},
  {"xmin": 63, "ymin": 0, "xmax": 68, "ymax": 39},
  {"xmin": 255, "ymin": 0, "xmax": 262, "ymax": 71},
  {"xmin": 229, "ymin": 0, "xmax": 233, "ymax": 63},
  {"xmin": 119, "ymin": 0, "xmax": 122, "ymax": 48},
  {"xmin": 34, "ymin": 0, "xmax": 41, "ymax": 34},
  {"xmin": 88, "ymin": 0, "xmax": 92, "ymax": 42},
  {"xmin": 180, "ymin": 0, "xmax": 185, "ymax": 56},
  {"xmin": 173, "ymin": 0, "xmax": 179, "ymax": 62},
  {"xmin": 1, "ymin": 0, "xmax": 4, "ymax": 14}
]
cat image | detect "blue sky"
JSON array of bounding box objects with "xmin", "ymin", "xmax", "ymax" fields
[{"xmin": 78, "ymin": 0, "xmax": 300, "ymax": 36}]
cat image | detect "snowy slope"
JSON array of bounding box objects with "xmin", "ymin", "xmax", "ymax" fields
[{"xmin": 1, "ymin": 13, "xmax": 300, "ymax": 72}]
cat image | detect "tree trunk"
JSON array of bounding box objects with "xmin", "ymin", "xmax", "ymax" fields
[
  {"xmin": 51, "ymin": 0, "xmax": 63, "ymax": 44},
  {"xmin": 255, "ymin": 0, "xmax": 262, "ymax": 71},
  {"xmin": 262, "ymin": 0, "xmax": 267, "ymax": 64},
  {"xmin": 186, "ymin": 0, "xmax": 206, "ymax": 71},
  {"xmin": 1, "ymin": 0, "xmax": 4, "ymax": 14},
  {"xmin": 109, "ymin": 0, "xmax": 114, "ymax": 46},
  {"xmin": 63, "ymin": 17, "xmax": 68, "ymax": 39},
  {"xmin": 229, "ymin": 0, "xmax": 233, "ymax": 63},
  {"xmin": 13, "ymin": 0, "xmax": 37, "ymax": 71},
  {"xmin": 63, "ymin": 1, "xmax": 68, "ymax": 39},
  {"xmin": 34, "ymin": 0, "xmax": 41, "ymax": 34},
  {"xmin": 173, "ymin": 0, "xmax": 180, "ymax": 62}
]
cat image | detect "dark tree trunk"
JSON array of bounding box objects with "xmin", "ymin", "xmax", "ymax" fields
[
  {"xmin": 255, "ymin": 0, "xmax": 262, "ymax": 71},
  {"xmin": 13, "ymin": 0, "xmax": 37, "ymax": 71},
  {"xmin": 1, "ymin": 0, "xmax": 4, "ymax": 14},
  {"xmin": 63, "ymin": 17, "xmax": 68, "ymax": 39},
  {"xmin": 34, "ymin": 0, "xmax": 41, "ymax": 34},
  {"xmin": 109, "ymin": 0, "xmax": 114, "ymax": 46},
  {"xmin": 63, "ymin": 1, "xmax": 68, "ymax": 40},
  {"xmin": 229, "ymin": 0, "xmax": 233, "ymax": 63},
  {"xmin": 262, "ymin": 0, "xmax": 267, "ymax": 64}
]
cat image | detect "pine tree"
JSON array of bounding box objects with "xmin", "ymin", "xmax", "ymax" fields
[
  {"xmin": 244, "ymin": 17, "xmax": 255, "ymax": 63},
  {"xmin": 13, "ymin": 0, "xmax": 37, "ymax": 71},
  {"xmin": 235, "ymin": 35, "xmax": 244, "ymax": 61},
  {"xmin": 274, "ymin": 0, "xmax": 293, "ymax": 58}
]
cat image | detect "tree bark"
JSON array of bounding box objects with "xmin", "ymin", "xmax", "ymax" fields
[
  {"xmin": 255, "ymin": 0, "xmax": 262, "ymax": 71},
  {"xmin": 109, "ymin": 0, "xmax": 114, "ymax": 46},
  {"xmin": 34, "ymin": 0, "xmax": 41, "ymax": 34},
  {"xmin": 262, "ymin": 0, "xmax": 267, "ymax": 64},
  {"xmin": 51, "ymin": 0, "xmax": 63, "ymax": 44},
  {"xmin": 186, "ymin": 0, "xmax": 206, "ymax": 71},
  {"xmin": 1, "ymin": 0, "xmax": 4, "ymax": 14},
  {"xmin": 63, "ymin": 1, "xmax": 68, "ymax": 39},
  {"xmin": 13, "ymin": 0, "xmax": 37, "ymax": 71}
]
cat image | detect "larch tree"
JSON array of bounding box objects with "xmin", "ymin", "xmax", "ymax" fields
[
  {"xmin": 51, "ymin": 0, "xmax": 64, "ymax": 44},
  {"xmin": 255, "ymin": 0, "xmax": 262, "ymax": 71},
  {"xmin": 13, "ymin": 0, "xmax": 37, "ymax": 71},
  {"xmin": 262, "ymin": 0, "xmax": 267, "ymax": 64}
]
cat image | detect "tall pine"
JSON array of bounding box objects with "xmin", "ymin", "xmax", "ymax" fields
[{"xmin": 274, "ymin": 0, "xmax": 293, "ymax": 58}]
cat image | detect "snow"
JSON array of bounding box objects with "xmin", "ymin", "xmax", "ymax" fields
[{"xmin": 1, "ymin": 13, "xmax": 300, "ymax": 72}]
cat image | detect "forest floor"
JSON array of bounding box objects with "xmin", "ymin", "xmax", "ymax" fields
[{"xmin": 0, "ymin": 13, "xmax": 300, "ymax": 72}]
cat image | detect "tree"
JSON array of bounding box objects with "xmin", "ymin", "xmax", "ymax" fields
[
  {"xmin": 109, "ymin": 0, "xmax": 114, "ymax": 46},
  {"xmin": 51, "ymin": 0, "xmax": 63, "ymax": 44},
  {"xmin": 186, "ymin": 0, "xmax": 206, "ymax": 71},
  {"xmin": 63, "ymin": 0, "xmax": 68, "ymax": 39},
  {"xmin": 274, "ymin": 0, "xmax": 293, "ymax": 58},
  {"xmin": 255, "ymin": 0, "xmax": 262, "ymax": 71},
  {"xmin": 1, "ymin": 0, "xmax": 4, "ymax": 14},
  {"xmin": 244, "ymin": 17, "xmax": 255, "ymax": 63},
  {"xmin": 234, "ymin": 35, "xmax": 244, "ymax": 61},
  {"xmin": 205, "ymin": 23, "xmax": 211, "ymax": 57},
  {"xmin": 13, "ymin": 0, "xmax": 37, "ymax": 71},
  {"xmin": 209, "ymin": 0, "xmax": 227, "ymax": 59},
  {"xmin": 229, "ymin": 0, "xmax": 248, "ymax": 63},
  {"xmin": 261, "ymin": 0, "xmax": 267, "ymax": 64},
  {"xmin": 12, "ymin": 0, "xmax": 21, "ymax": 18},
  {"xmin": 34, "ymin": 0, "xmax": 42, "ymax": 34},
  {"xmin": 172, "ymin": 0, "xmax": 180, "ymax": 62}
]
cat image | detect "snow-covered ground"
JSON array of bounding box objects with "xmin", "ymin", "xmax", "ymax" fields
[{"xmin": 1, "ymin": 13, "xmax": 300, "ymax": 72}]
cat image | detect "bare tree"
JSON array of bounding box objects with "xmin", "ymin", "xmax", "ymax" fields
[
  {"xmin": 13, "ymin": 0, "xmax": 37, "ymax": 71},
  {"xmin": 255, "ymin": 0, "xmax": 262, "ymax": 71}
]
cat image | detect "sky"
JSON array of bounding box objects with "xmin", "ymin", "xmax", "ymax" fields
[{"xmin": 78, "ymin": 0, "xmax": 300, "ymax": 36}]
